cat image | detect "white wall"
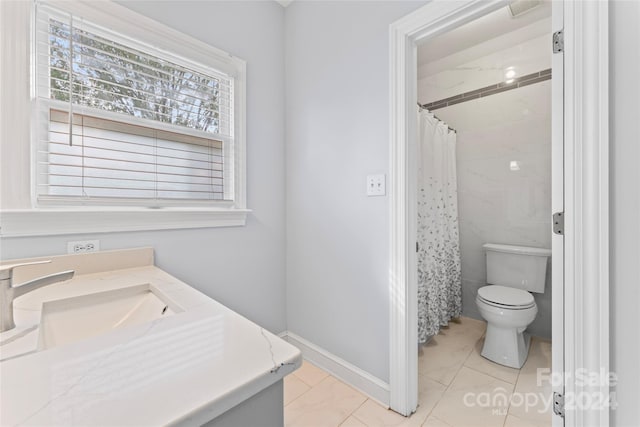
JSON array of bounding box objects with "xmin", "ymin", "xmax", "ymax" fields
[
  {"xmin": 610, "ymin": 1, "xmax": 640, "ymax": 425},
  {"xmin": 284, "ymin": 0, "xmax": 426, "ymax": 383},
  {"xmin": 433, "ymin": 82, "xmax": 552, "ymax": 339},
  {"xmin": 0, "ymin": 0, "xmax": 287, "ymax": 334}
]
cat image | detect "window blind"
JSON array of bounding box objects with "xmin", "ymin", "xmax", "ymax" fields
[
  {"xmin": 41, "ymin": 110, "xmax": 224, "ymax": 201},
  {"xmin": 35, "ymin": 4, "xmax": 234, "ymax": 205}
]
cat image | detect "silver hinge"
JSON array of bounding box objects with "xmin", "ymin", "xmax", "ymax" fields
[
  {"xmin": 553, "ymin": 30, "xmax": 564, "ymax": 53},
  {"xmin": 553, "ymin": 391, "xmax": 565, "ymax": 418},
  {"xmin": 553, "ymin": 212, "xmax": 564, "ymax": 235}
]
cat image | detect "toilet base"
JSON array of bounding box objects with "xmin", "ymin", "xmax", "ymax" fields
[{"xmin": 481, "ymin": 325, "xmax": 531, "ymax": 369}]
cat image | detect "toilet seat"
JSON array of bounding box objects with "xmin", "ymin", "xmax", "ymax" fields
[{"xmin": 477, "ymin": 285, "xmax": 535, "ymax": 310}]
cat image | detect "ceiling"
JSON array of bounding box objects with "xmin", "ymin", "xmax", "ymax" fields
[
  {"xmin": 416, "ymin": 0, "xmax": 552, "ymax": 106},
  {"xmin": 417, "ymin": 0, "xmax": 552, "ymax": 66}
]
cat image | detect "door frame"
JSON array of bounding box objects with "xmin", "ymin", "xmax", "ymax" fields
[{"xmin": 388, "ymin": 1, "xmax": 609, "ymax": 426}]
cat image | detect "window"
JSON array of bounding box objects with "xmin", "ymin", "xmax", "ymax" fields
[
  {"xmin": 33, "ymin": 2, "xmax": 245, "ymax": 209},
  {"xmin": 0, "ymin": 1, "xmax": 247, "ymax": 236}
]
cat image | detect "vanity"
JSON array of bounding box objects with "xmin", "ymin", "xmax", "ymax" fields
[{"xmin": 0, "ymin": 248, "xmax": 301, "ymax": 426}]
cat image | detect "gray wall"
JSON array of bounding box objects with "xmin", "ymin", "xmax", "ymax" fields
[
  {"xmin": 284, "ymin": 2, "xmax": 639, "ymax": 416},
  {"xmin": 0, "ymin": 1, "xmax": 287, "ymax": 334},
  {"xmin": 284, "ymin": 0, "xmax": 426, "ymax": 383},
  {"xmin": 204, "ymin": 381, "xmax": 283, "ymax": 427},
  {"xmin": 610, "ymin": 1, "xmax": 640, "ymax": 426}
]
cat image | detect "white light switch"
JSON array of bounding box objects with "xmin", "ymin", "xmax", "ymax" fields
[{"xmin": 367, "ymin": 174, "xmax": 386, "ymax": 196}]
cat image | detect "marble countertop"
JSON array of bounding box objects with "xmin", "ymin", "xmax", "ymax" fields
[{"xmin": 0, "ymin": 248, "xmax": 301, "ymax": 426}]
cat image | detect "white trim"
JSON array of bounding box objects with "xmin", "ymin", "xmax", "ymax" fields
[
  {"xmin": 0, "ymin": 0, "xmax": 32, "ymax": 210},
  {"xmin": 281, "ymin": 331, "xmax": 390, "ymax": 407},
  {"xmin": 0, "ymin": 208, "xmax": 249, "ymax": 237},
  {"xmin": 562, "ymin": 1, "xmax": 609, "ymax": 426},
  {"xmin": 388, "ymin": 1, "xmax": 508, "ymax": 416},
  {"xmin": 39, "ymin": 1, "xmax": 244, "ymax": 77},
  {"xmin": 389, "ymin": 0, "xmax": 609, "ymax": 422},
  {"xmin": 388, "ymin": 10, "xmax": 419, "ymax": 416},
  {"xmin": 233, "ymin": 59, "xmax": 247, "ymax": 209}
]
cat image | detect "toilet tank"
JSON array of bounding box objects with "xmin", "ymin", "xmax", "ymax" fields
[{"xmin": 483, "ymin": 243, "xmax": 551, "ymax": 293}]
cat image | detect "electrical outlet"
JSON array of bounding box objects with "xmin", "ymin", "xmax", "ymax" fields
[{"xmin": 67, "ymin": 240, "xmax": 100, "ymax": 254}]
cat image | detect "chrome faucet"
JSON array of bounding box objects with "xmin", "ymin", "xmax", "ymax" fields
[{"xmin": 0, "ymin": 260, "xmax": 74, "ymax": 332}]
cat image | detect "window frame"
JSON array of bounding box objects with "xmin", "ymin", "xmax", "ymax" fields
[{"xmin": 0, "ymin": 0, "xmax": 248, "ymax": 237}]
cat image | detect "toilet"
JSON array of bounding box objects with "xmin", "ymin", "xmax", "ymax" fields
[{"xmin": 476, "ymin": 243, "xmax": 551, "ymax": 369}]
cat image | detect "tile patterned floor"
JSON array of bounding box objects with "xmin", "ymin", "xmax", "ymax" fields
[{"xmin": 284, "ymin": 317, "xmax": 552, "ymax": 427}]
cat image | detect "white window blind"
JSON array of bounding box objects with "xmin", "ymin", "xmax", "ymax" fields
[
  {"xmin": 35, "ymin": 4, "xmax": 235, "ymax": 205},
  {"xmin": 45, "ymin": 109, "xmax": 224, "ymax": 200}
]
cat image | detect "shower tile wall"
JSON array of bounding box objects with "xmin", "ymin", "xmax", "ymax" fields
[
  {"xmin": 418, "ymin": 14, "xmax": 553, "ymax": 339},
  {"xmin": 435, "ymin": 83, "xmax": 552, "ymax": 339}
]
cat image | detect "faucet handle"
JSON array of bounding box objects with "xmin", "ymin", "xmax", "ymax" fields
[{"xmin": 0, "ymin": 260, "xmax": 52, "ymax": 280}]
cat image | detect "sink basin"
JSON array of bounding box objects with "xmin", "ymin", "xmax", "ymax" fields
[{"xmin": 37, "ymin": 284, "xmax": 181, "ymax": 350}]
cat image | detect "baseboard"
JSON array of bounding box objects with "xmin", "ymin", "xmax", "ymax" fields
[{"xmin": 280, "ymin": 331, "xmax": 390, "ymax": 407}]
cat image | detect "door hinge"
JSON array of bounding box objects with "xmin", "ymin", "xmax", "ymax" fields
[
  {"xmin": 553, "ymin": 30, "xmax": 564, "ymax": 53},
  {"xmin": 553, "ymin": 391, "xmax": 565, "ymax": 418},
  {"xmin": 553, "ymin": 212, "xmax": 564, "ymax": 235},
  {"xmin": 416, "ymin": 241, "xmax": 419, "ymax": 253}
]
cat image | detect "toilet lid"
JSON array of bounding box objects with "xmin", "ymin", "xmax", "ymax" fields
[{"xmin": 478, "ymin": 285, "xmax": 535, "ymax": 307}]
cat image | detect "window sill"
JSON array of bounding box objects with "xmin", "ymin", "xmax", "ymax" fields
[{"xmin": 0, "ymin": 207, "xmax": 250, "ymax": 237}]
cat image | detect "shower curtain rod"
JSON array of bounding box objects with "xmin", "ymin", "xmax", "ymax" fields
[{"xmin": 418, "ymin": 103, "xmax": 456, "ymax": 133}]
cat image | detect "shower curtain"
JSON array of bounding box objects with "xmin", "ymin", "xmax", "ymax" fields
[{"xmin": 417, "ymin": 108, "xmax": 462, "ymax": 343}]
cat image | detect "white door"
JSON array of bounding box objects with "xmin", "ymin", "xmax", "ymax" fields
[{"xmin": 551, "ymin": 1, "xmax": 565, "ymax": 426}]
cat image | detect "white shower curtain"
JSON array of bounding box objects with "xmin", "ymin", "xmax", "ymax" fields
[{"xmin": 417, "ymin": 109, "xmax": 462, "ymax": 342}]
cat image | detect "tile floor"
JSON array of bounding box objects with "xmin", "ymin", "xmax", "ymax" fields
[{"xmin": 284, "ymin": 317, "xmax": 552, "ymax": 427}]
